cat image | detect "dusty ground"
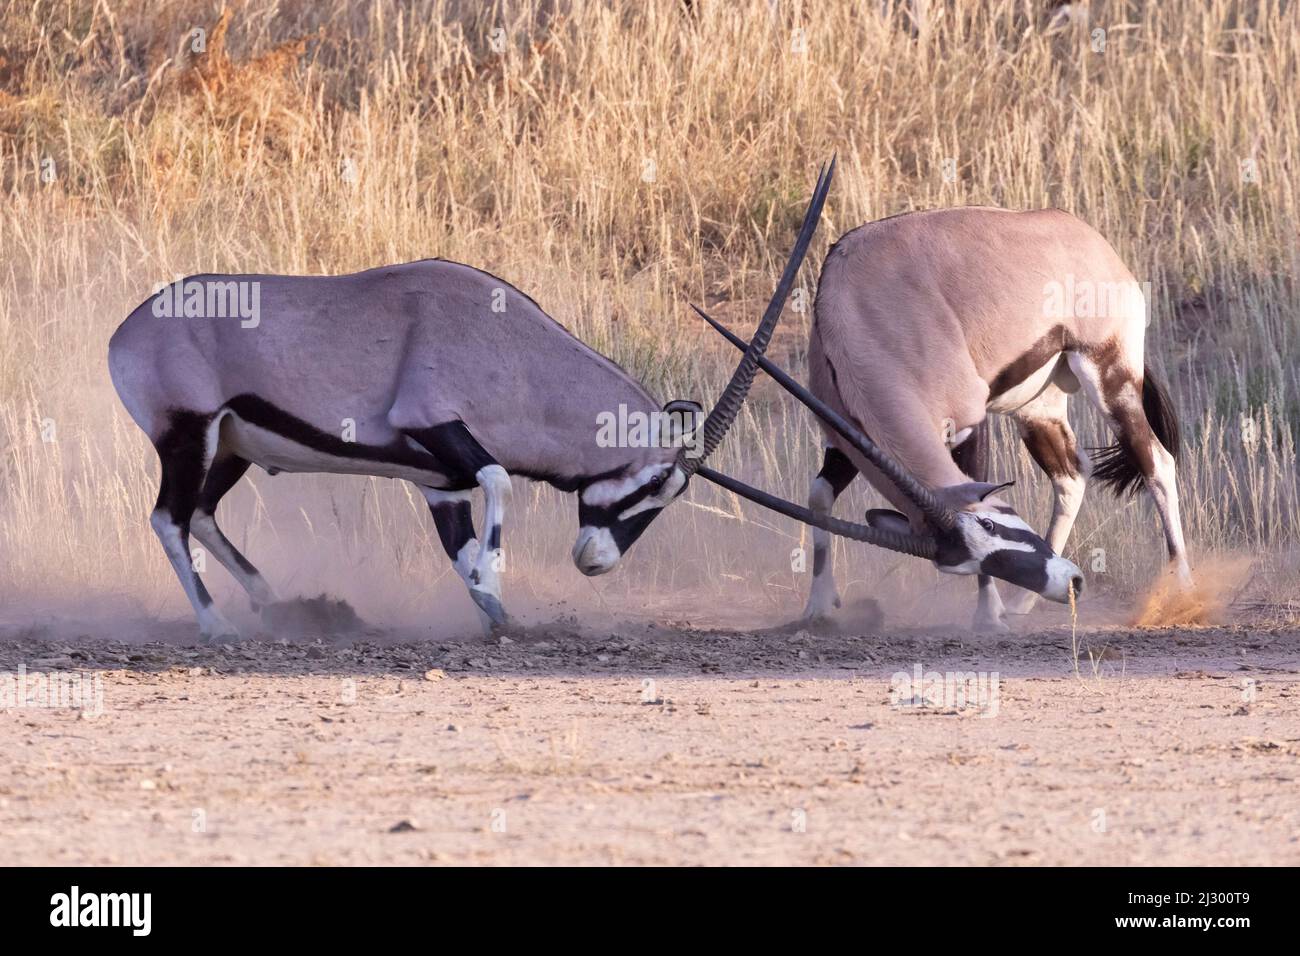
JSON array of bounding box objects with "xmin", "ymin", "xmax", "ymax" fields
[{"xmin": 3, "ymin": 603, "xmax": 1299, "ymax": 866}]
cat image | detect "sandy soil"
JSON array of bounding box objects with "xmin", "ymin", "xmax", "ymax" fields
[{"xmin": 3, "ymin": 606, "xmax": 1298, "ymax": 866}]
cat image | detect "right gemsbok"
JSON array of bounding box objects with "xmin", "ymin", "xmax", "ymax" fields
[{"xmin": 702, "ymin": 206, "xmax": 1191, "ymax": 631}]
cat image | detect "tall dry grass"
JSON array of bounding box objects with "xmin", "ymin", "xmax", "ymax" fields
[{"xmin": 1, "ymin": 0, "xmax": 1297, "ymax": 631}]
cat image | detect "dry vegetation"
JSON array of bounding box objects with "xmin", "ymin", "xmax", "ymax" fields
[{"xmin": 1, "ymin": 0, "xmax": 1297, "ymax": 632}]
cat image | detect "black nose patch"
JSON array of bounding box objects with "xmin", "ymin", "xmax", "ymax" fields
[{"xmin": 979, "ymin": 548, "xmax": 1050, "ymax": 594}]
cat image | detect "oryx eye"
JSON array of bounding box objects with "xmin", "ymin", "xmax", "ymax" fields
[
  {"xmin": 648, "ymin": 473, "xmax": 665, "ymax": 492},
  {"xmin": 977, "ymin": 517, "xmax": 995, "ymax": 533}
]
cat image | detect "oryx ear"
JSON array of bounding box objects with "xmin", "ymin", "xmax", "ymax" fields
[
  {"xmin": 865, "ymin": 509, "xmax": 913, "ymax": 535},
  {"xmin": 945, "ymin": 480, "xmax": 1016, "ymax": 507},
  {"xmin": 661, "ymin": 400, "xmax": 703, "ymax": 448}
]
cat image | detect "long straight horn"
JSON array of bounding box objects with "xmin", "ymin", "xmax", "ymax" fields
[
  {"xmin": 679, "ymin": 157, "xmax": 836, "ymax": 477},
  {"xmin": 697, "ymin": 466, "xmax": 938, "ymax": 560},
  {"xmin": 693, "ymin": 305, "xmax": 957, "ymax": 532}
]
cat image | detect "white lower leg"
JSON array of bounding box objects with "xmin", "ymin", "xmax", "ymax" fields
[
  {"xmin": 973, "ymin": 577, "xmax": 1008, "ymax": 632},
  {"xmin": 151, "ymin": 510, "xmax": 238, "ymax": 639},
  {"xmin": 470, "ymin": 465, "xmax": 510, "ymax": 585},
  {"xmin": 449, "ymin": 538, "xmax": 496, "ymax": 633},
  {"xmin": 801, "ymin": 476, "xmax": 841, "ymax": 620},
  {"xmin": 1148, "ymin": 445, "xmax": 1192, "ymax": 585}
]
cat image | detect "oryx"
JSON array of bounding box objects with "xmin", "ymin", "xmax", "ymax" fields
[
  {"xmin": 698, "ymin": 207, "xmax": 1189, "ymax": 631},
  {"xmin": 109, "ymin": 163, "xmax": 836, "ymax": 642}
]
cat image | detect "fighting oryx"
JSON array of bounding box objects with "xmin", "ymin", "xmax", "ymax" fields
[
  {"xmin": 700, "ymin": 206, "xmax": 1189, "ymax": 631},
  {"xmin": 109, "ymin": 164, "xmax": 837, "ymax": 641}
]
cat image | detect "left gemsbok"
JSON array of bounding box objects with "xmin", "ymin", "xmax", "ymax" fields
[{"xmin": 109, "ymin": 163, "xmax": 836, "ymax": 642}]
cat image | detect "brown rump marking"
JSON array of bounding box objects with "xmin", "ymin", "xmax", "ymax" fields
[
  {"xmin": 988, "ymin": 325, "xmax": 1078, "ymax": 399},
  {"xmin": 1092, "ymin": 337, "xmax": 1158, "ymax": 478}
]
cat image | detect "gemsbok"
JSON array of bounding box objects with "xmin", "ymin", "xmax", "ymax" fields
[
  {"xmin": 699, "ymin": 206, "xmax": 1189, "ymax": 631},
  {"xmin": 110, "ymin": 164, "xmax": 840, "ymax": 641}
]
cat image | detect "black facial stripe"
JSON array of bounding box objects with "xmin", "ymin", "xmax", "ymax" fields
[
  {"xmin": 984, "ymin": 523, "xmax": 1053, "ymax": 552},
  {"xmin": 579, "ymin": 492, "xmax": 655, "ymax": 529},
  {"xmin": 579, "ymin": 474, "xmax": 667, "ymax": 526},
  {"xmin": 980, "ymin": 549, "xmax": 1050, "ymax": 594},
  {"xmin": 609, "ymin": 508, "xmax": 659, "ymax": 554}
]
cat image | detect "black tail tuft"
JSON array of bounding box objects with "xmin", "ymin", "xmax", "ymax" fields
[{"xmin": 1090, "ymin": 369, "xmax": 1181, "ymax": 498}]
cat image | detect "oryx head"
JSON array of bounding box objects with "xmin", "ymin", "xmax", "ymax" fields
[
  {"xmin": 572, "ymin": 160, "xmax": 838, "ymax": 576},
  {"xmin": 572, "ymin": 400, "xmax": 702, "ymax": 575},
  {"xmin": 862, "ymin": 481, "xmax": 1084, "ymax": 603}
]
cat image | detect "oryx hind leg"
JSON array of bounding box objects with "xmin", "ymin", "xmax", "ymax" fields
[
  {"xmin": 150, "ymin": 411, "xmax": 240, "ymax": 642},
  {"xmin": 188, "ymin": 449, "xmax": 278, "ymax": 612},
  {"xmin": 1067, "ymin": 350, "xmax": 1191, "ymax": 584},
  {"xmin": 1004, "ymin": 385, "xmax": 1088, "ymax": 616},
  {"xmin": 801, "ymin": 447, "xmax": 858, "ymax": 622},
  {"xmin": 405, "ymin": 421, "xmax": 511, "ymax": 632},
  {"xmin": 951, "ymin": 421, "xmax": 1008, "ymax": 632}
]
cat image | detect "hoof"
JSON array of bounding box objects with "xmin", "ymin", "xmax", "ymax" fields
[
  {"xmin": 799, "ymin": 594, "xmax": 842, "ymax": 624},
  {"xmin": 468, "ymin": 588, "xmax": 509, "ymax": 628},
  {"xmin": 796, "ymin": 598, "xmax": 883, "ymax": 635},
  {"xmin": 199, "ymin": 622, "xmax": 241, "ymax": 644},
  {"xmin": 971, "ymin": 613, "xmax": 1010, "ymax": 634}
]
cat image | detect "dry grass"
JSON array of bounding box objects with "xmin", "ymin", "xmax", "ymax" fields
[{"xmin": 1, "ymin": 0, "xmax": 1297, "ymax": 630}]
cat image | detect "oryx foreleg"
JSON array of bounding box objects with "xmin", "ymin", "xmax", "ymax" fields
[
  {"xmin": 406, "ymin": 422, "xmax": 511, "ymax": 630},
  {"xmin": 951, "ymin": 421, "xmax": 1008, "ymax": 632},
  {"xmin": 801, "ymin": 447, "xmax": 858, "ymax": 621}
]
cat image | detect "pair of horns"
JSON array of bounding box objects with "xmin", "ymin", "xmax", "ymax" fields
[
  {"xmin": 677, "ymin": 158, "xmax": 836, "ymax": 477},
  {"xmin": 686, "ymin": 159, "xmax": 958, "ymax": 559}
]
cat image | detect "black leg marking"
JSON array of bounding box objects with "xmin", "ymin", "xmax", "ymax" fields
[
  {"xmin": 818, "ymin": 447, "xmax": 859, "ymax": 495},
  {"xmin": 155, "ymin": 410, "xmax": 214, "ymax": 529},
  {"xmin": 403, "ymin": 421, "xmax": 497, "ymax": 485},
  {"xmin": 198, "ymin": 453, "xmax": 252, "ymax": 514},
  {"xmin": 429, "ymin": 499, "xmax": 475, "ymax": 561}
]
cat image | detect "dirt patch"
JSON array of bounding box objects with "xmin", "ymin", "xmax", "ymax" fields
[
  {"xmin": 2, "ymin": 614, "xmax": 1297, "ymax": 865},
  {"xmin": 1133, "ymin": 556, "xmax": 1254, "ymax": 627},
  {"xmin": 259, "ymin": 595, "xmax": 367, "ymax": 640}
]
